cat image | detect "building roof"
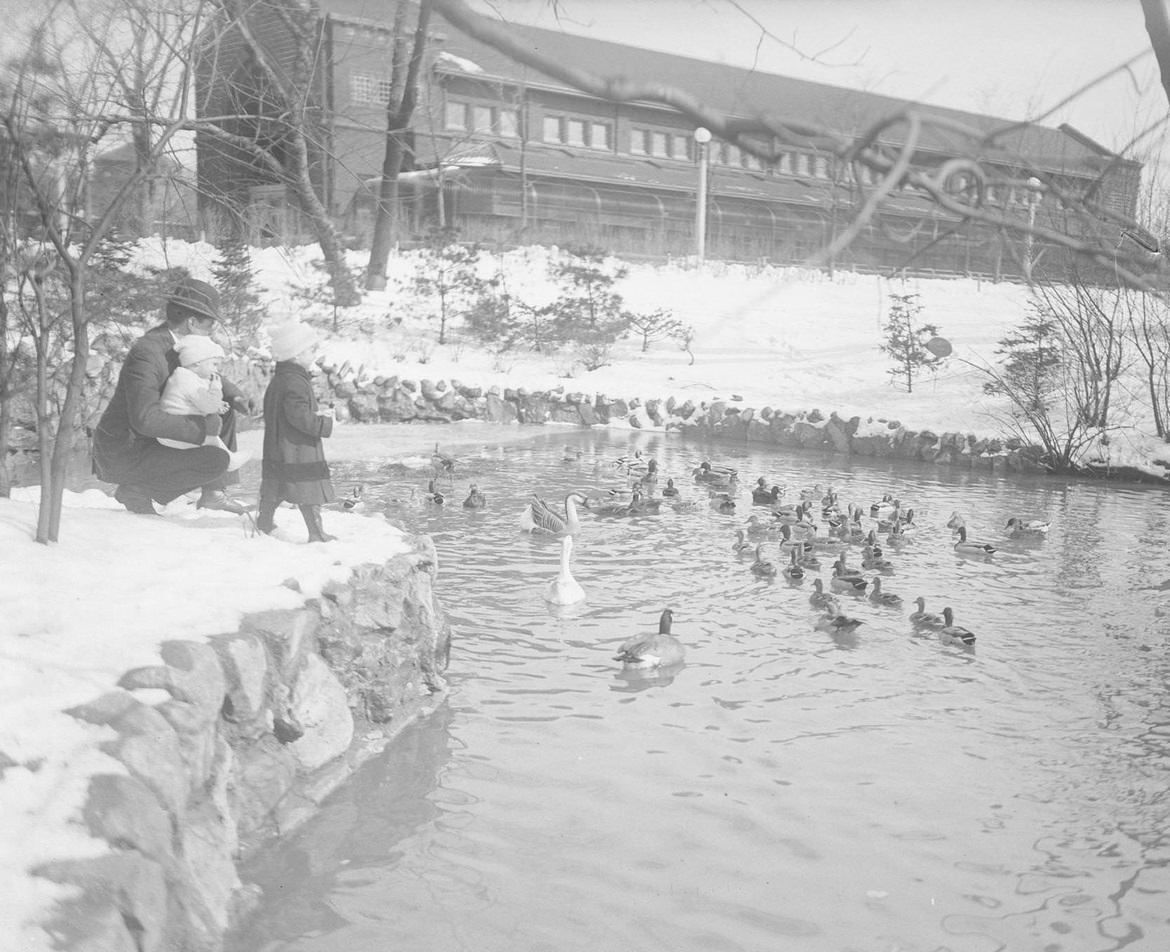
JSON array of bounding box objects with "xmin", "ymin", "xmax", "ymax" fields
[{"xmin": 319, "ymin": 0, "xmax": 1123, "ymax": 177}]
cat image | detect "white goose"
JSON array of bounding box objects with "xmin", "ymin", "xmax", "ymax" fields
[{"xmin": 544, "ymin": 535, "xmax": 585, "ymax": 605}]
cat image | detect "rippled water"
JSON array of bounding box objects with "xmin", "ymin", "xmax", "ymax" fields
[{"xmin": 227, "ymin": 429, "xmax": 1170, "ymax": 952}]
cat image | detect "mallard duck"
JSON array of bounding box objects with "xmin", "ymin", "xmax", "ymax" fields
[
  {"xmin": 869, "ymin": 493, "xmax": 895, "ymax": 517},
  {"xmin": 613, "ymin": 449, "xmax": 645, "ymax": 475},
  {"xmin": 423, "ymin": 479, "xmax": 444, "ymax": 504},
  {"xmin": 939, "ymin": 607, "xmax": 976, "ymax": 646},
  {"xmin": 338, "ymin": 484, "xmax": 365, "ymax": 511},
  {"xmin": 799, "ymin": 483, "xmax": 825, "ymax": 502},
  {"xmin": 561, "ymin": 446, "xmax": 583, "ymax": 462},
  {"xmin": 462, "ymin": 483, "xmax": 486, "ymax": 509},
  {"xmin": 876, "ymin": 502, "xmax": 905, "ymax": 532},
  {"xmin": 1005, "ymin": 517, "xmax": 1050, "ymax": 537},
  {"xmin": 745, "ymin": 514, "xmax": 781, "ymax": 540},
  {"xmin": 954, "ymin": 525, "xmax": 996, "ymax": 556},
  {"xmin": 751, "ymin": 543, "xmax": 778, "ymax": 578},
  {"xmin": 732, "ymin": 529, "xmax": 754, "ymax": 554},
  {"xmin": 815, "ymin": 610, "xmax": 863, "ymax": 634},
  {"xmin": 830, "ymin": 575, "xmax": 868, "ymax": 594},
  {"xmin": 781, "ymin": 548, "xmax": 805, "ymax": 581},
  {"xmin": 867, "ymin": 576, "xmax": 903, "ymax": 607},
  {"xmin": 638, "ymin": 459, "xmax": 659, "ymax": 487},
  {"xmin": 431, "ymin": 444, "xmax": 456, "ymax": 478},
  {"xmin": 886, "ymin": 520, "xmax": 909, "ymax": 546},
  {"xmin": 833, "ymin": 554, "xmax": 865, "ymax": 580},
  {"xmin": 662, "ymin": 477, "xmax": 680, "ymax": 498},
  {"xmin": 864, "ymin": 530, "xmax": 884, "ymax": 558},
  {"xmin": 909, "ymin": 596, "xmax": 945, "ymax": 628},
  {"xmin": 693, "ymin": 461, "xmax": 739, "ymax": 487},
  {"xmin": 520, "ymin": 491, "xmax": 587, "ymax": 534},
  {"xmin": 628, "ymin": 490, "xmax": 662, "ymax": 515},
  {"xmin": 544, "ymin": 535, "xmax": 586, "ymax": 605},
  {"xmin": 752, "ymin": 479, "xmax": 782, "ymax": 504},
  {"xmin": 711, "ymin": 493, "xmax": 737, "ymax": 514},
  {"xmin": 808, "ymin": 578, "xmax": 838, "ymax": 611},
  {"xmin": 860, "ymin": 544, "xmax": 894, "ymax": 572},
  {"xmin": 796, "ymin": 547, "xmax": 822, "ymax": 570},
  {"xmin": 613, "ymin": 608, "xmax": 684, "ymax": 668}
]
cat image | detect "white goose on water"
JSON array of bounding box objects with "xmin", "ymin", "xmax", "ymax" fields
[{"xmin": 544, "ymin": 535, "xmax": 585, "ymax": 605}]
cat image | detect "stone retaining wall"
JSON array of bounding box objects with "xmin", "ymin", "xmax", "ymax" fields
[
  {"xmin": 316, "ymin": 363, "xmax": 1065, "ymax": 477},
  {"xmin": 35, "ymin": 535, "xmax": 451, "ymax": 952},
  {"xmin": 310, "ymin": 363, "xmax": 1168, "ymax": 482}
]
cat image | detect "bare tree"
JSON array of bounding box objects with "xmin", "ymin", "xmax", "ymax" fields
[
  {"xmin": 430, "ymin": 0, "xmax": 1165, "ymax": 292},
  {"xmin": 197, "ymin": 0, "xmax": 360, "ymax": 304},
  {"xmin": 2, "ymin": 1, "xmax": 191, "ymax": 542},
  {"xmin": 365, "ymin": 0, "xmax": 433, "ymax": 291}
]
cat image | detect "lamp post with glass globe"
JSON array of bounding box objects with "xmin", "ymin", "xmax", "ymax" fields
[{"xmin": 693, "ymin": 127, "xmax": 712, "ymax": 264}]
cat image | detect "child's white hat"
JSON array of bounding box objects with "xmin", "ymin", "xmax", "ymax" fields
[
  {"xmin": 269, "ymin": 321, "xmax": 319, "ymax": 361},
  {"xmin": 174, "ymin": 335, "xmax": 225, "ymax": 366}
]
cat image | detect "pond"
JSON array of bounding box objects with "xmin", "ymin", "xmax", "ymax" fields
[{"xmin": 226, "ymin": 427, "xmax": 1170, "ymax": 952}]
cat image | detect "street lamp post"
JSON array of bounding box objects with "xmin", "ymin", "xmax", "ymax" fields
[{"xmin": 694, "ymin": 126, "xmax": 711, "ymax": 265}]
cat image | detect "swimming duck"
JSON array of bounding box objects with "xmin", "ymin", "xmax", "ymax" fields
[
  {"xmin": 954, "ymin": 525, "xmax": 996, "ymax": 556},
  {"xmin": 939, "ymin": 607, "xmax": 976, "ymax": 646},
  {"xmin": 693, "ymin": 461, "xmax": 739, "ymax": 488},
  {"xmin": 869, "ymin": 493, "xmax": 896, "ymax": 518},
  {"xmin": 520, "ymin": 491, "xmax": 588, "ymax": 534},
  {"xmin": 751, "ymin": 543, "xmax": 778, "ymax": 578},
  {"xmin": 864, "ymin": 530, "xmax": 884, "ymax": 558},
  {"xmin": 908, "ymin": 596, "xmax": 945, "ymax": 628},
  {"xmin": 808, "ymin": 578, "xmax": 838, "ymax": 611},
  {"xmin": 885, "ymin": 520, "xmax": 909, "ymax": 546},
  {"xmin": 613, "ymin": 608, "xmax": 685, "ymax": 668},
  {"xmin": 860, "ymin": 544, "xmax": 894, "ymax": 572},
  {"xmin": 423, "ymin": 479, "xmax": 444, "ymax": 504},
  {"xmin": 1005, "ymin": 517, "xmax": 1050, "ymax": 538},
  {"xmin": 740, "ymin": 514, "xmax": 778, "ymax": 540},
  {"xmin": 799, "ymin": 483, "xmax": 825, "ymax": 502},
  {"xmin": 637, "ymin": 459, "xmax": 659, "ymax": 488},
  {"xmin": 781, "ymin": 549, "xmax": 805, "ymax": 581},
  {"xmin": 613, "ymin": 449, "xmax": 645, "ymax": 476},
  {"xmin": 796, "ymin": 546, "xmax": 822, "ymax": 570},
  {"xmin": 562, "ymin": 446, "xmax": 583, "ymax": 462},
  {"xmin": 752, "ymin": 479, "xmax": 782, "ymax": 505},
  {"xmin": 867, "ymin": 576, "xmax": 903, "ymax": 607},
  {"xmin": 338, "ymin": 484, "xmax": 365, "ymax": 511},
  {"xmin": 833, "ymin": 554, "xmax": 865, "ymax": 580},
  {"xmin": 544, "ymin": 535, "xmax": 586, "ymax": 605},
  {"xmin": 815, "ymin": 610, "xmax": 863, "ymax": 634},
  {"xmin": 662, "ymin": 477, "xmax": 680, "ymax": 498},
  {"xmin": 462, "ymin": 483, "xmax": 487, "ymax": 509},
  {"xmin": 628, "ymin": 490, "xmax": 662, "ymax": 515},
  {"xmin": 430, "ymin": 444, "xmax": 456, "ymax": 478},
  {"xmin": 732, "ymin": 529, "xmax": 754, "ymax": 554},
  {"xmin": 710, "ymin": 493, "xmax": 737, "ymax": 515},
  {"xmin": 830, "ymin": 574, "xmax": 868, "ymax": 594},
  {"xmin": 876, "ymin": 502, "xmax": 906, "ymax": 532}
]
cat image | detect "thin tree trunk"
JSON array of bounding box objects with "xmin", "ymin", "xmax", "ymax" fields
[
  {"xmin": 366, "ymin": 0, "xmax": 432, "ymax": 290},
  {"xmin": 46, "ymin": 267, "xmax": 88, "ymax": 541}
]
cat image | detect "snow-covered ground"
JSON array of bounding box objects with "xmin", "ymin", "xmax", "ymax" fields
[{"xmin": 4, "ymin": 238, "xmax": 1169, "ymax": 948}]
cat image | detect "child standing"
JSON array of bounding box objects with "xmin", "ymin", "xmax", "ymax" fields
[
  {"xmin": 256, "ymin": 321, "xmax": 336, "ymax": 542},
  {"xmin": 159, "ymin": 335, "xmax": 249, "ymax": 471}
]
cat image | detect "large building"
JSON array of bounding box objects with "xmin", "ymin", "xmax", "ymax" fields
[{"xmin": 196, "ymin": 0, "xmax": 1143, "ymax": 280}]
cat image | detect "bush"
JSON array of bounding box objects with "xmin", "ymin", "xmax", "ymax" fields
[{"xmin": 879, "ymin": 292, "xmax": 944, "ymax": 393}]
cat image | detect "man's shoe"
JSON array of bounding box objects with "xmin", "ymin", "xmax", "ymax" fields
[
  {"xmin": 196, "ymin": 490, "xmax": 248, "ymax": 515},
  {"xmin": 114, "ymin": 485, "xmax": 158, "ymax": 515}
]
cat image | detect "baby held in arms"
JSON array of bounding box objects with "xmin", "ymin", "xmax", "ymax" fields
[{"xmin": 159, "ymin": 335, "xmax": 249, "ymax": 471}]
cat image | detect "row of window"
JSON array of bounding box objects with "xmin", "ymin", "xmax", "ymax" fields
[{"xmin": 350, "ymin": 79, "xmax": 1068, "ymax": 199}]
